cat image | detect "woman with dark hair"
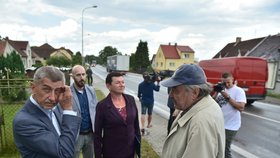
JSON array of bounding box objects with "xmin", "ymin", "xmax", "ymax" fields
[{"xmin": 94, "ymin": 72, "xmax": 141, "ymax": 158}]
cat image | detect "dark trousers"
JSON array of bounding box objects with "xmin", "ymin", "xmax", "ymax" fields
[
  {"xmin": 225, "ymin": 129, "xmax": 238, "ymax": 158},
  {"xmin": 87, "ymin": 75, "xmax": 92, "ymax": 85},
  {"xmin": 167, "ymin": 108, "xmax": 175, "ymax": 135}
]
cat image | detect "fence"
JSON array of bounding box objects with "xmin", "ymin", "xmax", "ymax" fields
[
  {"xmin": 0, "ymin": 79, "xmax": 32, "ymax": 157},
  {"xmin": 0, "ymin": 102, "xmax": 22, "ymax": 157}
]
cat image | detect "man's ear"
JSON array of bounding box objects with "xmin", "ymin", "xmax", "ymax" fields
[
  {"xmin": 30, "ymin": 82, "xmax": 36, "ymax": 93},
  {"xmin": 192, "ymin": 88, "xmax": 200, "ymax": 99}
]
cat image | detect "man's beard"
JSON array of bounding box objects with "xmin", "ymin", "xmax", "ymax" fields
[{"xmin": 75, "ymin": 79, "xmax": 85, "ymax": 88}]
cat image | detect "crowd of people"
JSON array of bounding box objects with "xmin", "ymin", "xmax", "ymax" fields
[{"xmin": 13, "ymin": 63, "xmax": 246, "ymax": 158}]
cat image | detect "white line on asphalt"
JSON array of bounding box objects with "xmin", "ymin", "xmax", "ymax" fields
[
  {"xmin": 232, "ymin": 145, "xmax": 259, "ymax": 158},
  {"xmin": 243, "ymin": 112, "xmax": 280, "ymax": 124},
  {"xmin": 255, "ymin": 101, "xmax": 280, "ymax": 109}
]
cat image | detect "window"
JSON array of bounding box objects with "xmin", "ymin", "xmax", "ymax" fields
[
  {"xmin": 169, "ymin": 62, "xmax": 175, "ymax": 67},
  {"xmin": 183, "ymin": 53, "xmax": 189, "ymax": 59},
  {"xmin": 161, "ymin": 62, "xmax": 163, "ymax": 67}
]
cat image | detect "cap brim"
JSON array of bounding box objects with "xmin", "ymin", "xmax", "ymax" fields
[{"xmin": 161, "ymin": 78, "xmax": 182, "ymax": 87}]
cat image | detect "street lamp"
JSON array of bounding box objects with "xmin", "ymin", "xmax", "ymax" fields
[{"xmin": 82, "ymin": 5, "xmax": 97, "ymax": 66}]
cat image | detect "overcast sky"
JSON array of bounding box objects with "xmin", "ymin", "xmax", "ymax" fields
[{"xmin": 0, "ymin": 0, "xmax": 279, "ymax": 60}]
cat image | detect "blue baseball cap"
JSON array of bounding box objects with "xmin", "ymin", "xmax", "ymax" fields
[{"xmin": 161, "ymin": 64, "xmax": 207, "ymax": 87}]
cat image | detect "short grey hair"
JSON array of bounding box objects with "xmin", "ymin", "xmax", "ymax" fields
[
  {"xmin": 184, "ymin": 83, "xmax": 212, "ymax": 98},
  {"xmin": 33, "ymin": 66, "xmax": 65, "ymax": 84}
]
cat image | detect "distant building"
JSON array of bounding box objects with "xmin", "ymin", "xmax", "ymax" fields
[
  {"xmin": 152, "ymin": 43, "xmax": 195, "ymax": 72},
  {"xmin": 50, "ymin": 47, "xmax": 73, "ymax": 60},
  {"xmin": 0, "ymin": 37, "xmax": 36, "ymax": 69},
  {"xmin": 213, "ymin": 37, "xmax": 265, "ymax": 58},
  {"xmin": 31, "ymin": 43, "xmax": 56, "ymax": 65},
  {"xmin": 32, "ymin": 43, "xmax": 73, "ymax": 65}
]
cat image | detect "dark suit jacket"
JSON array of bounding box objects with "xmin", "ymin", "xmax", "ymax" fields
[
  {"xmin": 13, "ymin": 98, "xmax": 81, "ymax": 158},
  {"xmin": 94, "ymin": 94, "xmax": 141, "ymax": 158}
]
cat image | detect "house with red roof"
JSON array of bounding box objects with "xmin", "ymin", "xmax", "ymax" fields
[{"xmin": 152, "ymin": 43, "xmax": 195, "ymax": 72}]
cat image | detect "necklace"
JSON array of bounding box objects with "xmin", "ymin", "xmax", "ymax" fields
[{"xmin": 118, "ymin": 107, "xmax": 123, "ymax": 112}]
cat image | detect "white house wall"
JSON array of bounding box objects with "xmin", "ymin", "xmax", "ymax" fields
[
  {"xmin": 266, "ymin": 62, "xmax": 277, "ymax": 89},
  {"xmin": 25, "ymin": 43, "xmax": 33, "ymax": 68},
  {"xmin": 3, "ymin": 42, "xmax": 32, "ymax": 70}
]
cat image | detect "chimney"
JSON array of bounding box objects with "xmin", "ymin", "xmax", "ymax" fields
[
  {"xmin": 235, "ymin": 37, "xmax": 241, "ymax": 45},
  {"xmin": 175, "ymin": 43, "xmax": 177, "ymax": 46},
  {"xmin": 168, "ymin": 42, "xmax": 171, "ymax": 45}
]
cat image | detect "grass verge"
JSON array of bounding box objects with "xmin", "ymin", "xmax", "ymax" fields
[{"xmin": 267, "ymin": 91, "xmax": 280, "ymax": 99}]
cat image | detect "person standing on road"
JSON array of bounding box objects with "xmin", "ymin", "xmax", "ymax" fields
[
  {"xmin": 86, "ymin": 66, "xmax": 93, "ymax": 86},
  {"xmin": 137, "ymin": 72, "xmax": 160, "ymax": 135},
  {"xmin": 13, "ymin": 66, "xmax": 81, "ymax": 158},
  {"xmin": 161, "ymin": 64, "xmax": 225, "ymax": 158},
  {"xmin": 213, "ymin": 72, "xmax": 246, "ymax": 158},
  {"xmin": 71, "ymin": 65, "xmax": 98, "ymax": 158},
  {"xmin": 94, "ymin": 72, "xmax": 141, "ymax": 158}
]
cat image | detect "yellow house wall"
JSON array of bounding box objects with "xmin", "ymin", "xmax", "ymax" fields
[
  {"xmin": 153, "ymin": 47, "xmax": 166, "ymax": 71},
  {"xmin": 50, "ymin": 49, "xmax": 72, "ymax": 60},
  {"xmin": 153, "ymin": 47, "xmax": 195, "ymax": 71}
]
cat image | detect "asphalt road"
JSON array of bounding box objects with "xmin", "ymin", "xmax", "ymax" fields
[{"xmin": 92, "ymin": 65, "xmax": 280, "ymax": 158}]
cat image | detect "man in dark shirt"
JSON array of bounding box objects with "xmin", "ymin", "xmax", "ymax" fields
[
  {"xmin": 86, "ymin": 67, "xmax": 93, "ymax": 86},
  {"xmin": 71, "ymin": 65, "xmax": 98, "ymax": 158},
  {"xmin": 137, "ymin": 72, "xmax": 160, "ymax": 135}
]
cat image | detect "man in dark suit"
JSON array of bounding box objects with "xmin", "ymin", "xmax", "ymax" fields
[
  {"xmin": 71, "ymin": 65, "xmax": 98, "ymax": 158},
  {"xmin": 94, "ymin": 72, "xmax": 141, "ymax": 158},
  {"xmin": 13, "ymin": 66, "xmax": 81, "ymax": 158}
]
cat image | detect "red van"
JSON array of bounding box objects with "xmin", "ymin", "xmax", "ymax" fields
[{"xmin": 199, "ymin": 57, "xmax": 268, "ymax": 105}]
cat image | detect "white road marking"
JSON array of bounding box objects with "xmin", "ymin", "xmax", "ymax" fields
[
  {"xmin": 255, "ymin": 101, "xmax": 280, "ymax": 109},
  {"xmin": 232, "ymin": 145, "xmax": 259, "ymax": 158},
  {"xmin": 243, "ymin": 112, "xmax": 280, "ymax": 124}
]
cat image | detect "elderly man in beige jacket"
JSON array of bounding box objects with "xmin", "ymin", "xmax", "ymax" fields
[{"xmin": 161, "ymin": 64, "xmax": 225, "ymax": 158}]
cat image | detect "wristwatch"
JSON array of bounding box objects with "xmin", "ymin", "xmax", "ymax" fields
[{"xmin": 225, "ymin": 96, "xmax": 231, "ymax": 101}]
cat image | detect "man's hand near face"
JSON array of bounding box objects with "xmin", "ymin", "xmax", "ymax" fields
[{"xmin": 58, "ymin": 86, "xmax": 73, "ymax": 110}]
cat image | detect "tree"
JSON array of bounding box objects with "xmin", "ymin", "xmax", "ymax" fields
[
  {"xmin": 0, "ymin": 51, "xmax": 25, "ymax": 78},
  {"xmin": 85, "ymin": 54, "xmax": 98, "ymax": 65},
  {"xmin": 134, "ymin": 40, "xmax": 150, "ymax": 73},
  {"xmin": 72, "ymin": 51, "xmax": 82, "ymax": 66},
  {"xmin": 98, "ymin": 46, "xmax": 122, "ymax": 65},
  {"xmin": 0, "ymin": 51, "xmax": 27, "ymax": 101},
  {"xmin": 46, "ymin": 56, "xmax": 71, "ymax": 67},
  {"xmin": 130, "ymin": 53, "xmax": 136, "ymax": 72},
  {"xmin": 9, "ymin": 51, "xmax": 25, "ymax": 77},
  {"xmin": 32, "ymin": 62, "xmax": 43, "ymax": 68}
]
